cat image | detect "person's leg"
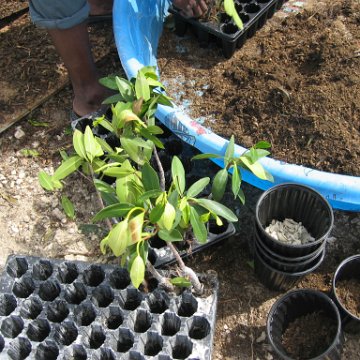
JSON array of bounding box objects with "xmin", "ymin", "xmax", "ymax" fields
[
  {"xmin": 29, "ymin": 0, "xmax": 113, "ymax": 117},
  {"xmin": 48, "ymin": 23, "xmax": 109, "ymax": 117},
  {"xmin": 88, "ymin": 0, "xmax": 113, "ymax": 16}
]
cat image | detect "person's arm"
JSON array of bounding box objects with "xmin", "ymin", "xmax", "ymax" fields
[{"xmin": 172, "ymin": 0, "xmax": 208, "ymax": 18}]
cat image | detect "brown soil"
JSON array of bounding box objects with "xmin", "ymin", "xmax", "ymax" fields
[
  {"xmin": 158, "ymin": 0, "xmax": 360, "ymax": 176},
  {"xmin": 0, "ymin": 4, "xmax": 359, "ymax": 360},
  {"xmin": 281, "ymin": 311, "xmax": 338, "ymax": 359},
  {"xmin": 336, "ymin": 278, "xmax": 360, "ymax": 317}
]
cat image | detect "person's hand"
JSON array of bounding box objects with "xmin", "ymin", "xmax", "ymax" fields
[{"xmin": 172, "ymin": 0, "xmax": 208, "ymax": 18}]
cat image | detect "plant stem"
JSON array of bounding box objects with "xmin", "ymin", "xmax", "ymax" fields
[
  {"xmin": 146, "ymin": 261, "xmax": 175, "ymax": 292},
  {"xmin": 153, "ymin": 146, "xmax": 165, "ymax": 191},
  {"xmin": 89, "ymin": 166, "xmax": 112, "ymax": 231},
  {"xmin": 167, "ymin": 242, "xmax": 204, "ymax": 295}
]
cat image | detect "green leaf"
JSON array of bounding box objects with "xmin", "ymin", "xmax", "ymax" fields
[
  {"xmin": 224, "ymin": 0, "xmax": 244, "ymax": 29},
  {"xmin": 53, "ymin": 155, "xmax": 83, "ymax": 181},
  {"xmin": 254, "ymin": 140, "xmax": 271, "ymax": 149},
  {"xmin": 130, "ymin": 255, "xmax": 145, "ymax": 288},
  {"xmin": 103, "ymin": 166, "xmax": 135, "ymax": 178},
  {"xmin": 92, "ymin": 203, "xmax": 134, "ymax": 222},
  {"xmin": 107, "ymin": 220, "xmax": 130, "ymax": 257},
  {"xmin": 170, "ymin": 277, "xmax": 192, "ymax": 287},
  {"xmin": 195, "ymin": 198, "xmax": 238, "ymax": 222},
  {"xmin": 187, "ymin": 177, "xmax": 210, "ymax": 198},
  {"xmin": 212, "ymin": 168, "xmax": 228, "ymax": 201},
  {"xmin": 59, "ymin": 150, "xmax": 68, "ymax": 161},
  {"xmin": 121, "ymin": 137, "xmax": 143, "ymax": 165},
  {"xmin": 115, "ymin": 76, "xmax": 134, "ymax": 102},
  {"xmin": 231, "ymin": 165, "xmax": 241, "ymax": 198},
  {"xmin": 135, "ymin": 71, "xmax": 151, "ymax": 101},
  {"xmin": 191, "ymin": 153, "xmax": 222, "ymax": 160},
  {"xmin": 138, "ymin": 127, "xmax": 164, "ymax": 149},
  {"xmin": 38, "ymin": 171, "xmax": 55, "ymax": 191},
  {"xmin": 224, "ymin": 135, "xmax": 235, "ymax": 166},
  {"xmin": 100, "ymin": 235, "xmax": 109, "ymax": 254},
  {"xmin": 189, "ymin": 207, "xmax": 207, "ymax": 244},
  {"xmin": 20, "ymin": 149, "xmax": 40, "ymax": 157},
  {"xmin": 93, "ymin": 179, "xmax": 116, "ymax": 194},
  {"xmin": 139, "ymin": 189, "xmax": 163, "ymax": 202},
  {"xmin": 238, "ymin": 188, "xmax": 245, "ymax": 205},
  {"xmin": 28, "ymin": 119, "xmax": 49, "ymax": 127},
  {"xmin": 158, "ymin": 202, "xmax": 176, "ymax": 231},
  {"xmin": 158, "ymin": 229, "xmax": 183, "ymax": 242},
  {"xmin": 73, "ymin": 129, "xmax": 87, "ymax": 160},
  {"xmin": 141, "ymin": 163, "xmax": 160, "ymax": 191},
  {"xmin": 84, "ymin": 126, "xmax": 103, "ymax": 163},
  {"xmin": 61, "ymin": 195, "xmax": 75, "ymax": 220},
  {"xmin": 239, "ymin": 156, "xmax": 274, "ymax": 181},
  {"xmin": 147, "ymin": 125, "xmax": 164, "ymax": 135},
  {"xmin": 149, "ymin": 202, "xmax": 165, "ymax": 223},
  {"xmin": 99, "ymin": 75, "xmax": 118, "ymax": 90},
  {"xmin": 128, "ymin": 212, "xmax": 144, "ymax": 245},
  {"xmin": 171, "ymin": 156, "xmax": 186, "ymax": 195}
]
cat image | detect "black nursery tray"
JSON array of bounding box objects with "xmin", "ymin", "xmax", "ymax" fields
[
  {"xmin": 169, "ymin": 0, "xmax": 286, "ymax": 58},
  {"xmin": 0, "ymin": 255, "xmax": 219, "ymax": 360}
]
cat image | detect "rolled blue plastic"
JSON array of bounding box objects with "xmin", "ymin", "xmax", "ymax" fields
[{"xmin": 113, "ymin": 0, "xmax": 360, "ymax": 211}]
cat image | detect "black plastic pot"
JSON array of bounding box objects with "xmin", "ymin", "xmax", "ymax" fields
[
  {"xmin": 254, "ymin": 236, "xmax": 325, "ymax": 273},
  {"xmin": 254, "ymin": 226, "xmax": 326, "ymax": 264},
  {"xmin": 255, "ymin": 183, "xmax": 334, "ymax": 257},
  {"xmin": 332, "ymin": 254, "xmax": 360, "ymax": 334},
  {"xmin": 254, "ymin": 243, "xmax": 325, "ymax": 291},
  {"xmin": 267, "ymin": 289, "xmax": 344, "ymax": 360}
]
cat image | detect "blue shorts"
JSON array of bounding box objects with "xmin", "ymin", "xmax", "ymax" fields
[{"xmin": 29, "ymin": 0, "xmax": 90, "ymax": 29}]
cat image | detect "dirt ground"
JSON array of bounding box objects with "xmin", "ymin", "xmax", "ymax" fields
[
  {"xmin": 0, "ymin": 4, "xmax": 360, "ymax": 360},
  {"xmin": 158, "ymin": 0, "xmax": 360, "ymax": 176}
]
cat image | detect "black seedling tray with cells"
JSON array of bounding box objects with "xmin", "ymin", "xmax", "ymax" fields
[
  {"xmin": 169, "ymin": 0, "xmax": 286, "ymax": 58},
  {"xmin": 0, "ymin": 255, "xmax": 219, "ymax": 360}
]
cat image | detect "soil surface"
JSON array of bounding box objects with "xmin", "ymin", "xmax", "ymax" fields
[
  {"xmin": 158, "ymin": 0, "xmax": 360, "ymax": 176},
  {"xmin": 282, "ymin": 311, "xmax": 338, "ymax": 359},
  {"xmin": 0, "ymin": 4, "xmax": 360, "ymax": 360},
  {"xmin": 336, "ymin": 279, "xmax": 360, "ymax": 317}
]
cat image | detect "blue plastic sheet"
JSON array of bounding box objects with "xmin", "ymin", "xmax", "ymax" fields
[{"xmin": 113, "ymin": 0, "xmax": 360, "ymax": 211}]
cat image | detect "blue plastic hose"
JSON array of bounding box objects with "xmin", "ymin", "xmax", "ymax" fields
[{"xmin": 113, "ymin": 0, "xmax": 360, "ymax": 211}]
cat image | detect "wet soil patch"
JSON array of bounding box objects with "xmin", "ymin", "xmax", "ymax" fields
[{"xmin": 158, "ymin": 0, "xmax": 360, "ymax": 176}]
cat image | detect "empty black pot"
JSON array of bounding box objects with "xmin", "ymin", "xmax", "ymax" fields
[
  {"xmin": 332, "ymin": 254, "xmax": 360, "ymax": 334},
  {"xmin": 255, "ymin": 183, "xmax": 334, "ymax": 257},
  {"xmin": 267, "ymin": 289, "xmax": 344, "ymax": 360}
]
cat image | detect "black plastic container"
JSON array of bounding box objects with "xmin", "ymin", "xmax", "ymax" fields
[
  {"xmin": 332, "ymin": 254, "xmax": 360, "ymax": 334},
  {"xmin": 254, "ymin": 235, "xmax": 325, "ymax": 273},
  {"xmin": 255, "ymin": 183, "xmax": 334, "ymax": 258},
  {"xmin": 254, "ymin": 243, "xmax": 325, "ymax": 291},
  {"xmin": 253, "ymin": 226, "xmax": 326, "ymax": 263},
  {"xmin": 169, "ymin": 0, "xmax": 286, "ymax": 58},
  {"xmin": 0, "ymin": 255, "xmax": 219, "ymax": 359},
  {"xmin": 267, "ymin": 289, "xmax": 344, "ymax": 360}
]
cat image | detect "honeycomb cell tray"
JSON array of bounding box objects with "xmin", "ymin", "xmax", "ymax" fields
[
  {"xmin": 0, "ymin": 255, "xmax": 219, "ymax": 360},
  {"xmin": 169, "ymin": 0, "xmax": 286, "ymax": 58}
]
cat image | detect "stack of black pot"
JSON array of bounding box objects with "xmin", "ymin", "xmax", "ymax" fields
[{"xmin": 253, "ymin": 183, "xmax": 334, "ymax": 291}]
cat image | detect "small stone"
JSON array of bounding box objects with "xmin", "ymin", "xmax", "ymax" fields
[
  {"xmin": 223, "ymin": 324, "xmax": 229, "ymax": 330},
  {"xmin": 14, "ymin": 127, "xmax": 25, "ymax": 139},
  {"xmin": 256, "ymin": 331, "xmax": 266, "ymax": 343},
  {"xmin": 51, "ymin": 208, "xmax": 65, "ymax": 221}
]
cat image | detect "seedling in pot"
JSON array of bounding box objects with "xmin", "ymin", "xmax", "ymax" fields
[{"xmin": 38, "ymin": 66, "xmax": 272, "ymax": 295}]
